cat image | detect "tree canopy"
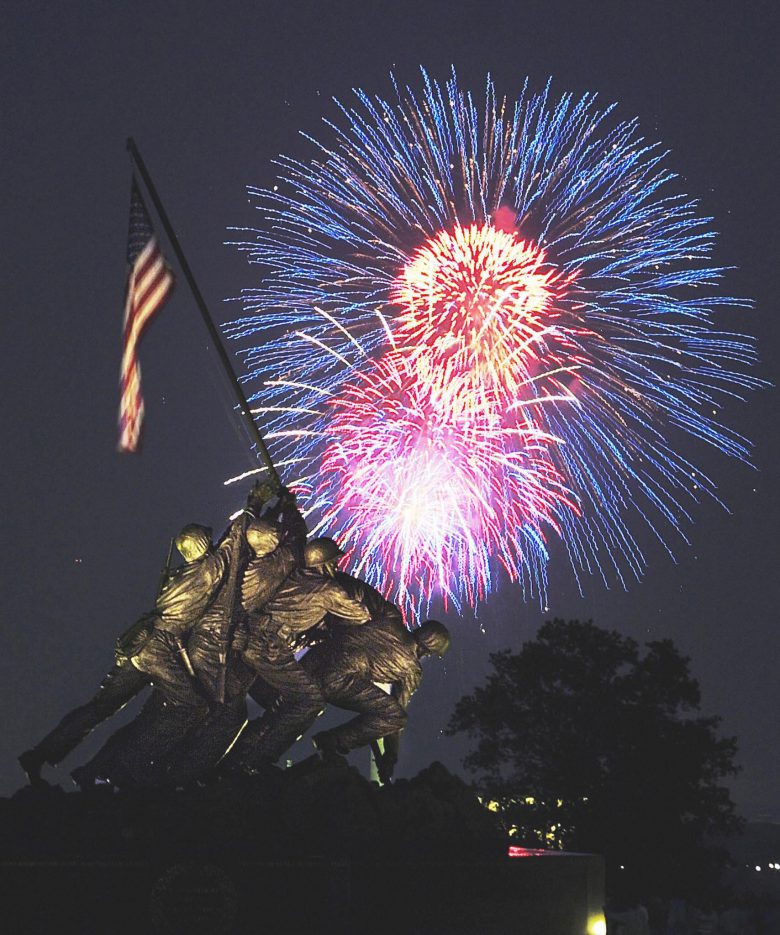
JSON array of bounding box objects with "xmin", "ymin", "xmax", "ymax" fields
[{"xmin": 447, "ymin": 619, "xmax": 741, "ymax": 899}]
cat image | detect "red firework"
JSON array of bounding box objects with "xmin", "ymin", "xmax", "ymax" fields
[{"xmin": 391, "ymin": 223, "xmax": 579, "ymax": 403}]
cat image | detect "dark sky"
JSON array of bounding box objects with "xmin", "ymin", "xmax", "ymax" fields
[{"xmin": 3, "ymin": 1, "xmax": 778, "ymax": 818}]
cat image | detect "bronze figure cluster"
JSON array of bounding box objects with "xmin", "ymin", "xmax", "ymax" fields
[{"xmin": 19, "ymin": 482, "xmax": 450, "ymax": 790}]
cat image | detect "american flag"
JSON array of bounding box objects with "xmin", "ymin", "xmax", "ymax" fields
[{"xmin": 118, "ymin": 178, "xmax": 174, "ymax": 452}]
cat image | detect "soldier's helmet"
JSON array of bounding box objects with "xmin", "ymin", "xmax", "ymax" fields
[
  {"xmin": 414, "ymin": 620, "xmax": 451, "ymax": 657},
  {"xmin": 246, "ymin": 519, "xmax": 281, "ymax": 557},
  {"xmin": 303, "ymin": 537, "xmax": 345, "ymax": 568},
  {"xmin": 175, "ymin": 524, "xmax": 213, "ymax": 562}
]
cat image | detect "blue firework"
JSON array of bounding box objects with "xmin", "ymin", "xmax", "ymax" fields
[{"xmin": 226, "ymin": 68, "xmax": 761, "ymax": 609}]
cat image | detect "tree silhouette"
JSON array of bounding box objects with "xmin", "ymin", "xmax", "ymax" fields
[{"xmin": 447, "ymin": 619, "xmax": 741, "ymax": 899}]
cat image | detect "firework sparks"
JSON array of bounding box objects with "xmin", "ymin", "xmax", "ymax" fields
[
  {"xmin": 311, "ymin": 353, "xmax": 575, "ymax": 615},
  {"xmin": 228, "ymin": 69, "xmax": 762, "ymax": 615},
  {"xmin": 392, "ymin": 222, "xmax": 576, "ymax": 402}
]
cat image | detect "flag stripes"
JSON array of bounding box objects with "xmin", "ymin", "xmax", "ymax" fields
[{"xmin": 118, "ymin": 180, "xmax": 174, "ymax": 452}]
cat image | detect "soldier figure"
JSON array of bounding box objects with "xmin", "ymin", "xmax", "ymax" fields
[
  {"xmin": 79, "ymin": 481, "xmax": 304, "ymax": 787},
  {"xmin": 161, "ymin": 485, "xmax": 309, "ymax": 783},
  {"xmin": 127, "ymin": 521, "xmax": 228, "ymax": 709},
  {"xmin": 17, "ymin": 522, "xmax": 214, "ymax": 784},
  {"xmin": 64, "ymin": 517, "xmax": 246, "ymax": 788},
  {"xmin": 48, "ymin": 482, "xmax": 284, "ymax": 788},
  {"xmin": 185, "ymin": 485, "xmax": 306, "ymax": 703},
  {"xmin": 282, "ymin": 540, "xmax": 450, "ymax": 781},
  {"xmin": 19, "ymin": 482, "xmax": 451, "ymax": 791},
  {"xmin": 303, "ymin": 610, "xmax": 451, "ymax": 783},
  {"xmin": 229, "ymin": 537, "xmax": 371, "ymax": 771}
]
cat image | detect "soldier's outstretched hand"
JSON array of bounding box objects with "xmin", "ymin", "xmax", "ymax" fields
[
  {"xmin": 248, "ymin": 478, "xmax": 279, "ymax": 512},
  {"xmin": 277, "ymin": 484, "xmax": 297, "ymax": 505}
]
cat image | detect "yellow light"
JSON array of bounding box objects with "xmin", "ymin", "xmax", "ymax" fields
[{"xmin": 588, "ymin": 916, "xmax": 607, "ymax": 935}]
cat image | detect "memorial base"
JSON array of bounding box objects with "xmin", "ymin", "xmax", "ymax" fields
[{"xmin": 1, "ymin": 760, "xmax": 604, "ymax": 934}]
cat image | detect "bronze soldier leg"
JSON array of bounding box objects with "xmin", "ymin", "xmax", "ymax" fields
[
  {"xmin": 162, "ymin": 648, "xmax": 257, "ymax": 784},
  {"xmin": 73, "ymin": 632, "xmax": 210, "ymax": 788},
  {"xmin": 74, "ymin": 690, "xmax": 208, "ymax": 788},
  {"xmin": 246, "ymin": 675, "xmax": 279, "ymax": 711},
  {"xmin": 232, "ymin": 637, "xmax": 324, "ymax": 768},
  {"xmin": 314, "ymin": 674, "xmax": 407, "ymax": 754},
  {"xmin": 187, "ymin": 623, "xmax": 223, "ymax": 701},
  {"xmin": 19, "ymin": 663, "xmax": 149, "ymax": 781},
  {"xmin": 164, "ymin": 695, "xmax": 249, "ymax": 785}
]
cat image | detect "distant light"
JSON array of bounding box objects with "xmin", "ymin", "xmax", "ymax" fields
[
  {"xmin": 508, "ymin": 846, "xmax": 547, "ymax": 858},
  {"xmin": 755, "ymin": 865, "xmax": 762, "ymax": 872},
  {"xmin": 620, "ymin": 865, "xmax": 625, "ymax": 870}
]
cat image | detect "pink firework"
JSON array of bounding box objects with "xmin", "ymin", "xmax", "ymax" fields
[{"xmin": 314, "ymin": 351, "xmax": 577, "ymax": 616}]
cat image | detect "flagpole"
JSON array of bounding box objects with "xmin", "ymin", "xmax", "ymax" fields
[{"xmin": 125, "ymin": 137, "xmax": 281, "ymax": 488}]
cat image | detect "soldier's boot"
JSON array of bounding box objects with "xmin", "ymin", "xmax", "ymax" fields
[
  {"xmin": 312, "ymin": 731, "xmax": 348, "ymax": 767},
  {"xmin": 18, "ymin": 749, "xmax": 45, "ymax": 784}
]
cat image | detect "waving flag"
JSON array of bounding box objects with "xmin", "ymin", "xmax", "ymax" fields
[{"xmin": 118, "ymin": 178, "xmax": 174, "ymax": 452}]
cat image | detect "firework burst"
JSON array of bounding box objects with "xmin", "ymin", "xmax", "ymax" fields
[
  {"xmin": 228, "ymin": 69, "xmax": 761, "ymax": 614},
  {"xmin": 391, "ymin": 222, "xmax": 577, "ymax": 403},
  {"xmin": 311, "ymin": 352, "xmax": 576, "ymax": 614}
]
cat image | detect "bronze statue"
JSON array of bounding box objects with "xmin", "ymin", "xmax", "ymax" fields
[
  {"xmin": 60, "ymin": 482, "xmax": 284, "ymax": 788},
  {"xmin": 303, "ymin": 607, "xmax": 451, "ymax": 783},
  {"xmin": 230, "ymin": 540, "xmax": 448, "ymax": 781},
  {"xmin": 160, "ymin": 485, "xmax": 310, "ymax": 784},
  {"xmin": 19, "ymin": 482, "xmax": 450, "ymax": 792},
  {"xmin": 17, "ymin": 525, "xmax": 209, "ymax": 784},
  {"xmin": 228, "ymin": 537, "xmax": 371, "ymax": 772}
]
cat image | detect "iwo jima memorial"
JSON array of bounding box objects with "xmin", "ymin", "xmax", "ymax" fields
[{"xmin": 4, "ymin": 140, "xmax": 604, "ymax": 935}]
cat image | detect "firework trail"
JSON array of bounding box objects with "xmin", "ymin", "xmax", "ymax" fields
[{"xmin": 227, "ymin": 69, "xmax": 761, "ymax": 615}]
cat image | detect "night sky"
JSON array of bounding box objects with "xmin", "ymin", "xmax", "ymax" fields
[{"xmin": 3, "ymin": 2, "xmax": 779, "ymax": 819}]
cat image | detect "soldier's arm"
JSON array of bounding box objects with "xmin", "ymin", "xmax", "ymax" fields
[
  {"xmin": 394, "ymin": 662, "xmax": 422, "ymax": 712},
  {"xmin": 154, "ymin": 566, "xmax": 196, "ymax": 616},
  {"xmin": 210, "ymin": 508, "xmax": 255, "ymax": 589},
  {"xmin": 153, "ymin": 557, "xmax": 222, "ymax": 634},
  {"xmin": 322, "ymin": 580, "xmax": 371, "ymax": 625},
  {"xmin": 278, "ymin": 488, "xmax": 308, "ymax": 565},
  {"xmin": 246, "ymin": 479, "xmax": 279, "ymax": 517},
  {"xmin": 278, "ymin": 487, "xmax": 307, "ymax": 536},
  {"xmin": 380, "ymin": 667, "xmax": 420, "ymax": 777}
]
